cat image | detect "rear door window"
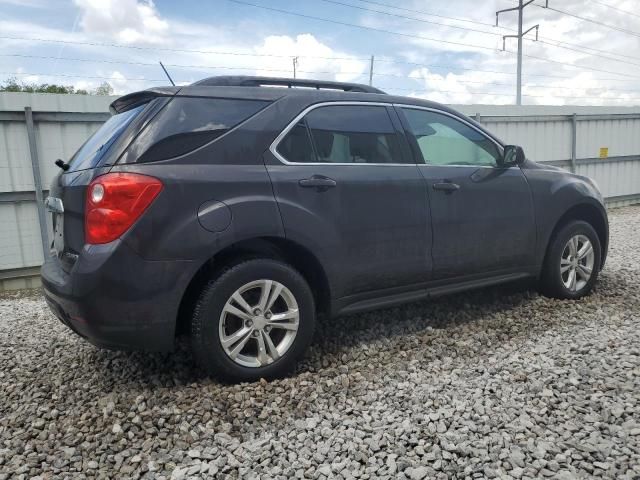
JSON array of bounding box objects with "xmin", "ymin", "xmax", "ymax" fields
[
  {"xmin": 67, "ymin": 104, "xmax": 145, "ymax": 172},
  {"xmin": 126, "ymin": 97, "xmax": 270, "ymax": 163},
  {"xmin": 276, "ymin": 104, "xmax": 406, "ymax": 164}
]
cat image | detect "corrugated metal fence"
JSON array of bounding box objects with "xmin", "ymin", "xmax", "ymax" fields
[
  {"xmin": 1, "ymin": 93, "xmax": 112, "ymax": 289},
  {"xmin": 1, "ymin": 93, "xmax": 639, "ymax": 290}
]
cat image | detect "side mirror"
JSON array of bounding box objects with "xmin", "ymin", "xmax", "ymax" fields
[{"xmin": 503, "ymin": 145, "xmax": 525, "ymax": 166}]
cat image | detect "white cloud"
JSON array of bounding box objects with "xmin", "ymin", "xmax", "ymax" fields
[
  {"xmin": 73, "ymin": 0, "xmax": 169, "ymax": 45},
  {"xmin": 253, "ymin": 34, "xmax": 368, "ymax": 83},
  {"xmin": 3, "ymin": 0, "xmax": 640, "ymax": 105}
]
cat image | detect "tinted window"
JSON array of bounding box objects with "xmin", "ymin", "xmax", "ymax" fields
[
  {"xmin": 128, "ymin": 97, "xmax": 269, "ymax": 163},
  {"xmin": 402, "ymin": 108, "xmax": 501, "ymax": 167},
  {"xmin": 278, "ymin": 105, "xmax": 404, "ymax": 164},
  {"xmin": 276, "ymin": 121, "xmax": 315, "ymax": 163},
  {"xmin": 67, "ymin": 104, "xmax": 145, "ymax": 172}
]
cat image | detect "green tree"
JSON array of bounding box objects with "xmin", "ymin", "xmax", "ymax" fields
[
  {"xmin": 93, "ymin": 81, "xmax": 114, "ymax": 96},
  {"xmin": 0, "ymin": 77, "xmax": 114, "ymax": 95}
]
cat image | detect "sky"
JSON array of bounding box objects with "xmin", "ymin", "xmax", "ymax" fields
[{"xmin": 2, "ymin": 0, "xmax": 640, "ymax": 105}]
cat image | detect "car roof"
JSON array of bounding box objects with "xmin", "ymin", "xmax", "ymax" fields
[
  {"xmin": 111, "ymin": 76, "xmax": 503, "ymax": 146},
  {"xmin": 116, "ymin": 76, "xmax": 453, "ymax": 113},
  {"xmin": 192, "ymin": 75, "xmax": 385, "ymax": 94},
  {"xmin": 177, "ymin": 76, "xmax": 451, "ymax": 110}
]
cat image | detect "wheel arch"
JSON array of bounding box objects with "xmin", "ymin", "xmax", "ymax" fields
[
  {"xmin": 543, "ymin": 202, "xmax": 609, "ymax": 273},
  {"xmin": 175, "ymin": 236, "xmax": 332, "ymax": 337}
]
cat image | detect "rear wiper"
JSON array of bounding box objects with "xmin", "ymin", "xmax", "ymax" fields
[{"xmin": 54, "ymin": 159, "xmax": 70, "ymax": 171}]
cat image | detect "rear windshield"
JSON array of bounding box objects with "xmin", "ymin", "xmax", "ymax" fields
[{"xmin": 67, "ymin": 104, "xmax": 145, "ymax": 172}]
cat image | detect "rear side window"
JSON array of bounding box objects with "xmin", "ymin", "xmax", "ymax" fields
[
  {"xmin": 276, "ymin": 121, "xmax": 315, "ymax": 163},
  {"xmin": 67, "ymin": 104, "xmax": 145, "ymax": 172},
  {"xmin": 277, "ymin": 104, "xmax": 405, "ymax": 164},
  {"xmin": 130, "ymin": 97, "xmax": 269, "ymax": 163}
]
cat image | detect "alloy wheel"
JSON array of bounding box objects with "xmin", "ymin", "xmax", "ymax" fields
[
  {"xmin": 560, "ymin": 234, "xmax": 595, "ymax": 292},
  {"xmin": 219, "ymin": 279, "xmax": 299, "ymax": 368}
]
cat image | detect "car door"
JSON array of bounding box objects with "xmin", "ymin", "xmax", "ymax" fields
[
  {"xmin": 264, "ymin": 102, "xmax": 431, "ymax": 300},
  {"xmin": 396, "ymin": 105, "xmax": 536, "ymax": 280}
]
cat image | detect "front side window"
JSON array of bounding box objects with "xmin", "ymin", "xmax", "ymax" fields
[
  {"xmin": 277, "ymin": 105, "xmax": 404, "ymax": 164},
  {"xmin": 401, "ymin": 108, "xmax": 501, "ymax": 167}
]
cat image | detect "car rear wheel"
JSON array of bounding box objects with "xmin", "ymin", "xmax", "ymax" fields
[
  {"xmin": 191, "ymin": 258, "xmax": 315, "ymax": 382},
  {"xmin": 540, "ymin": 220, "xmax": 601, "ymax": 299}
]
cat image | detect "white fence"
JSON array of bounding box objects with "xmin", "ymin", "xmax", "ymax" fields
[{"xmin": 1, "ymin": 93, "xmax": 639, "ymax": 290}]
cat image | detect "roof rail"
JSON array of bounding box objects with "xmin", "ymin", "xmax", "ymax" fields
[{"xmin": 192, "ymin": 76, "xmax": 386, "ymax": 94}]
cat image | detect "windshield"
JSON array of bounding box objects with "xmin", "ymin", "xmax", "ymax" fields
[{"xmin": 67, "ymin": 104, "xmax": 145, "ymax": 172}]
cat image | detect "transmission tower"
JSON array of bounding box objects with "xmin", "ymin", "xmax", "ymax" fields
[{"xmin": 496, "ymin": 0, "xmax": 540, "ymax": 105}]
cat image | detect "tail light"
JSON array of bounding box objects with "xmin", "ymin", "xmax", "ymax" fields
[{"xmin": 85, "ymin": 173, "xmax": 163, "ymax": 245}]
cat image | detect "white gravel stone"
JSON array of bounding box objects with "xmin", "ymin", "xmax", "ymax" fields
[{"xmin": 1, "ymin": 206, "xmax": 639, "ymax": 479}]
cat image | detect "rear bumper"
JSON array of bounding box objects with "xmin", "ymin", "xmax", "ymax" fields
[{"xmin": 41, "ymin": 240, "xmax": 195, "ymax": 352}]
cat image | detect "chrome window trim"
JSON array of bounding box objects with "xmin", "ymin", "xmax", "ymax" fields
[
  {"xmin": 393, "ymin": 103, "xmax": 515, "ymax": 169},
  {"xmin": 270, "ymin": 100, "xmax": 516, "ymax": 169},
  {"xmin": 269, "ymin": 101, "xmax": 416, "ymax": 167}
]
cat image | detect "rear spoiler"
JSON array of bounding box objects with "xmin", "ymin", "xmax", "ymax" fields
[{"xmin": 109, "ymin": 87, "xmax": 181, "ymax": 114}]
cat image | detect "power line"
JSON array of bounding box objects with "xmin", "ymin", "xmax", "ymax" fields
[
  {"xmin": 2, "ymin": 72, "xmax": 166, "ymax": 82},
  {"xmin": 7, "ymin": 52, "xmax": 640, "ymax": 85},
  {"xmin": 318, "ymin": 0, "xmax": 640, "ymax": 74},
  {"xmin": 6, "ymin": 71, "xmax": 640, "ymax": 101},
  {"xmin": 8, "ymin": 69, "xmax": 640, "ymax": 95},
  {"xmin": 225, "ymin": 0, "xmax": 501, "ymax": 53},
  {"xmin": 4, "ymin": 2, "xmax": 640, "ymax": 85},
  {"xmin": 0, "ymin": 54, "xmax": 362, "ymax": 75},
  {"xmin": 385, "ymin": 87, "xmax": 640, "ymax": 101},
  {"xmin": 395, "ymin": 80, "xmax": 640, "ymax": 93},
  {"xmin": 375, "ymin": 58, "xmax": 639, "ymax": 81},
  {"xmin": 0, "ymin": 35, "xmax": 369, "ymax": 61},
  {"xmin": 534, "ymin": 38, "xmax": 640, "ymax": 66},
  {"xmin": 225, "ymin": 0, "xmax": 640, "ymax": 80},
  {"xmin": 589, "ymin": 0, "xmax": 640, "ymax": 19},
  {"xmin": 535, "ymin": 3, "xmax": 640, "ymax": 39},
  {"xmin": 316, "ymin": 0, "xmax": 506, "ymax": 39},
  {"xmin": 358, "ymin": 0, "xmax": 640, "ymax": 65},
  {"xmin": 354, "ymin": 0, "xmax": 504, "ymax": 30},
  {"xmin": 1, "ymin": 3, "xmax": 638, "ymax": 79}
]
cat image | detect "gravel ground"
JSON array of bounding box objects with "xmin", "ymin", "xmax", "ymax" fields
[{"xmin": 1, "ymin": 207, "xmax": 640, "ymax": 480}]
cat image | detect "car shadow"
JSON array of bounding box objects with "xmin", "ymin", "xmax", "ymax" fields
[{"xmin": 81, "ymin": 270, "xmax": 628, "ymax": 389}]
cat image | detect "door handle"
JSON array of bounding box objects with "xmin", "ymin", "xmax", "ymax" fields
[
  {"xmin": 299, "ymin": 175, "xmax": 337, "ymax": 191},
  {"xmin": 432, "ymin": 182, "xmax": 460, "ymax": 193}
]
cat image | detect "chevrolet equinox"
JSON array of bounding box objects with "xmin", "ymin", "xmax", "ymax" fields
[{"xmin": 42, "ymin": 76, "xmax": 609, "ymax": 382}]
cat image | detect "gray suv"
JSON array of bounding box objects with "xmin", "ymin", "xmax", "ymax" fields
[{"xmin": 42, "ymin": 76, "xmax": 608, "ymax": 382}]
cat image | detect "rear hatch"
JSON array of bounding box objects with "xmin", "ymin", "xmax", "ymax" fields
[{"xmin": 47, "ymin": 88, "xmax": 178, "ymax": 271}]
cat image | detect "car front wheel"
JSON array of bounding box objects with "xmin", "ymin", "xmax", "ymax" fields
[
  {"xmin": 540, "ymin": 220, "xmax": 602, "ymax": 299},
  {"xmin": 191, "ymin": 258, "xmax": 315, "ymax": 382}
]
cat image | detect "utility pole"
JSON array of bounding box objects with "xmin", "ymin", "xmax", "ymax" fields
[
  {"xmin": 496, "ymin": 0, "xmax": 539, "ymax": 105},
  {"xmin": 369, "ymin": 55, "xmax": 374, "ymax": 86},
  {"xmin": 292, "ymin": 56, "xmax": 298, "ymax": 79}
]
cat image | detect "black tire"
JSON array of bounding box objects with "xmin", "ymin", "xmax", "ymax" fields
[
  {"xmin": 191, "ymin": 258, "xmax": 315, "ymax": 383},
  {"xmin": 540, "ymin": 220, "xmax": 601, "ymax": 299}
]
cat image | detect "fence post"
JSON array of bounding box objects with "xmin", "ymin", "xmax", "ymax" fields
[
  {"xmin": 475, "ymin": 112, "xmax": 481, "ymax": 124},
  {"xmin": 570, "ymin": 113, "xmax": 577, "ymax": 173},
  {"xmin": 24, "ymin": 107, "xmax": 50, "ymax": 260}
]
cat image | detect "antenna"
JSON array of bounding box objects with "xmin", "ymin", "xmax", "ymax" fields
[{"xmin": 159, "ymin": 61, "xmax": 175, "ymax": 86}]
